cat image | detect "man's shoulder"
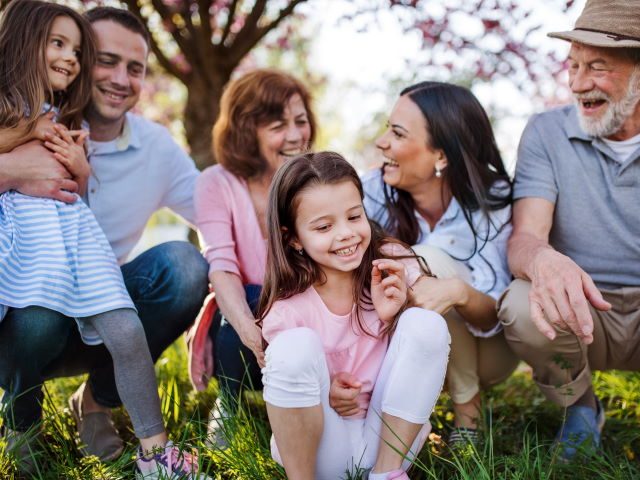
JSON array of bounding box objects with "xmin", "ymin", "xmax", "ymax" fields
[
  {"xmin": 126, "ymin": 112, "xmax": 174, "ymax": 144},
  {"xmin": 527, "ymin": 104, "xmax": 575, "ymax": 131}
]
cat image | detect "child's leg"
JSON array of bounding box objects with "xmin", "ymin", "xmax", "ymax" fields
[
  {"xmin": 263, "ymin": 327, "xmax": 362, "ymax": 480},
  {"xmin": 84, "ymin": 309, "xmax": 166, "ymax": 446},
  {"xmin": 364, "ymin": 308, "xmax": 450, "ymax": 474}
]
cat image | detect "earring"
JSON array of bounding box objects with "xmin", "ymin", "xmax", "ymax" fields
[
  {"xmin": 296, "ymin": 247, "xmax": 304, "ymax": 255},
  {"xmin": 435, "ymin": 166, "xmax": 442, "ymax": 178}
]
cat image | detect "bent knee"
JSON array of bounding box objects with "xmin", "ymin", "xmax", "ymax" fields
[
  {"xmin": 396, "ymin": 307, "xmax": 450, "ymax": 352},
  {"xmin": 265, "ymin": 328, "xmax": 324, "ymax": 376}
]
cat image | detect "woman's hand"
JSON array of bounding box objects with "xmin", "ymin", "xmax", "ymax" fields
[
  {"xmin": 408, "ymin": 275, "xmax": 466, "ymax": 315},
  {"xmin": 329, "ymin": 372, "xmax": 362, "ymax": 417},
  {"xmin": 238, "ymin": 321, "xmax": 266, "ymax": 368},
  {"xmin": 371, "ymin": 259, "xmax": 407, "ymax": 323}
]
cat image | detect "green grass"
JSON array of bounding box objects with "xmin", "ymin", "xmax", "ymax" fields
[{"xmin": 2, "ymin": 342, "xmax": 640, "ymax": 479}]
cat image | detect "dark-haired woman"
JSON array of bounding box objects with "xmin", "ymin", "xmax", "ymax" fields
[
  {"xmin": 363, "ymin": 82, "xmax": 518, "ymax": 445},
  {"xmin": 190, "ymin": 69, "xmax": 316, "ymax": 446}
]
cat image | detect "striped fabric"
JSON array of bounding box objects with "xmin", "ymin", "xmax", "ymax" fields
[{"xmin": 0, "ymin": 192, "xmax": 135, "ymax": 345}]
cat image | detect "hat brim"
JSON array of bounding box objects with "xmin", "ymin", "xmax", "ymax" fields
[{"xmin": 548, "ymin": 30, "xmax": 640, "ymax": 48}]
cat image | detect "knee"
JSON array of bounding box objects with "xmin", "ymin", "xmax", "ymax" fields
[
  {"xmin": 498, "ymin": 280, "xmax": 551, "ymax": 351},
  {"xmin": 396, "ymin": 307, "xmax": 450, "ymax": 354},
  {"xmin": 161, "ymin": 241, "xmax": 209, "ymax": 294},
  {"xmin": 104, "ymin": 315, "xmax": 148, "ymax": 359},
  {"xmin": 2, "ymin": 307, "xmax": 72, "ymax": 358},
  {"xmin": 265, "ymin": 328, "xmax": 324, "ymax": 378}
]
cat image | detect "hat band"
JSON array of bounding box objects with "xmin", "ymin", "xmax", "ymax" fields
[{"xmin": 575, "ymin": 28, "xmax": 640, "ymax": 43}]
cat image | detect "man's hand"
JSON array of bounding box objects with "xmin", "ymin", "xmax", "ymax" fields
[
  {"xmin": 1, "ymin": 140, "xmax": 78, "ymax": 202},
  {"xmin": 529, "ymin": 248, "xmax": 611, "ymax": 344},
  {"xmin": 238, "ymin": 321, "xmax": 266, "ymax": 368},
  {"xmin": 329, "ymin": 372, "xmax": 362, "ymax": 417}
]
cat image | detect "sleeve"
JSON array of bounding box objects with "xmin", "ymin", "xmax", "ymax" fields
[
  {"xmin": 194, "ymin": 167, "xmax": 241, "ymax": 277},
  {"xmin": 513, "ymin": 114, "xmax": 559, "ymax": 204},
  {"xmin": 158, "ymin": 132, "xmax": 200, "ymax": 225},
  {"xmin": 261, "ymin": 302, "xmax": 299, "ymax": 344}
]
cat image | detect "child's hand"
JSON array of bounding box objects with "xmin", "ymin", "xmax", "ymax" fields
[
  {"xmin": 371, "ymin": 259, "xmax": 407, "ymax": 323},
  {"xmin": 43, "ymin": 125, "xmax": 90, "ymax": 192},
  {"xmin": 329, "ymin": 372, "xmax": 362, "ymax": 417},
  {"xmin": 33, "ymin": 111, "xmax": 57, "ymax": 141}
]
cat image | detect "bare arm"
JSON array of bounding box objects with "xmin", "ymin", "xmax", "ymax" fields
[
  {"xmin": 0, "ymin": 140, "xmax": 78, "ymax": 202},
  {"xmin": 409, "ymin": 276, "xmax": 497, "ymax": 330},
  {"xmin": 210, "ymin": 270, "xmax": 265, "ymax": 367},
  {"xmin": 508, "ymin": 198, "xmax": 610, "ymax": 344}
]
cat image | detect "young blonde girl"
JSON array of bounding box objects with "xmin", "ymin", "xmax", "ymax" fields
[
  {"xmin": 0, "ymin": 2, "xmax": 207, "ymax": 477},
  {"xmin": 258, "ymin": 151, "xmax": 450, "ymax": 480}
]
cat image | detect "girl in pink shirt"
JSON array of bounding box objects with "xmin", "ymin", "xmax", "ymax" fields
[{"xmin": 259, "ymin": 152, "xmax": 450, "ymax": 480}]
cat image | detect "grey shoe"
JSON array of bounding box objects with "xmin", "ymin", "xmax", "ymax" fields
[
  {"xmin": 3, "ymin": 427, "xmax": 40, "ymax": 475},
  {"xmin": 206, "ymin": 398, "xmax": 231, "ymax": 449},
  {"xmin": 68, "ymin": 382, "xmax": 124, "ymax": 461}
]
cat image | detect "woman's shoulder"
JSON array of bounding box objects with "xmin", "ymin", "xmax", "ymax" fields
[{"xmin": 197, "ymin": 164, "xmax": 244, "ymax": 192}]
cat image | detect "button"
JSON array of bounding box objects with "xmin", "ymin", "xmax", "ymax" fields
[{"xmin": 90, "ymin": 188, "xmax": 96, "ymax": 194}]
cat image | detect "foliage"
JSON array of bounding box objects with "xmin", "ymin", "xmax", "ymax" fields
[{"xmin": 2, "ymin": 342, "xmax": 640, "ymax": 479}]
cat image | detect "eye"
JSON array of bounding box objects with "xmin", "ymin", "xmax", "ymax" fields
[
  {"xmin": 97, "ymin": 56, "xmax": 116, "ymax": 66},
  {"xmin": 296, "ymin": 118, "xmax": 308, "ymax": 126},
  {"xmin": 348, "ymin": 214, "xmax": 362, "ymax": 221},
  {"xmin": 51, "ymin": 38, "xmax": 63, "ymax": 48},
  {"xmin": 270, "ymin": 122, "xmax": 285, "ymax": 131},
  {"xmin": 128, "ymin": 65, "xmax": 144, "ymax": 77},
  {"xmin": 74, "ymin": 49, "xmax": 81, "ymax": 58},
  {"xmin": 315, "ymin": 224, "xmax": 331, "ymax": 232},
  {"xmin": 392, "ymin": 129, "xmax": 404, "ymax": 139}
]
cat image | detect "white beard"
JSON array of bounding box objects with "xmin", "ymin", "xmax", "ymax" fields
[{"xmin": 574, "ymin": 68, "xmax": 640, "ymax": 138}]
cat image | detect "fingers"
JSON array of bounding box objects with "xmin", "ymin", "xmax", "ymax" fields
[
  {"xmin": 582, "ymin": 273, "xmax": 612, "ymax": 312},
  {"xmin": 371, "ymin": 264, "xmax": 382, "ymax": 287},
  {"xmin": 53, "ymin": 124, "xmax": 74, "ymax": 144},
  {"xmin": 529, "ymin": 296, "xmax": 556, "ymax": 341},
  {"xmin": 372, "ymin": 259, "xmax": 406, "ymax": 280},
  {"xmin": 49, "ymin": 179, "xmax": 79, "ymax": 203},
  {"xmin": 334, "ymin": 372, "xmax": 362, "ymax": 389}
]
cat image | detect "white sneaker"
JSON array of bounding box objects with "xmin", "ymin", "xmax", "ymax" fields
[
  {"xmin": 206, "ymin": 397, "xmax": 231, "ymax": 449},
  {"xmin": 135, "ymin": 440, "xmax": 211, "ymax": 479}
]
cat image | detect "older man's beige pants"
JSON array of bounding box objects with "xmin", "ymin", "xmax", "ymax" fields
[
  {"xmin": 498, "ymin": 279, "xmax": 640, "ymax": 407},
  {"xmin": 413, "ymin": 245, "xmax": 518, "ymax": 404}
]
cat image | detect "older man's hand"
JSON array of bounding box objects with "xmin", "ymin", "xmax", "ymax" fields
[
  {"xmin": 2, "ymin": 140, "xmax": 78, "ymax": 203},
  {"xmin": 529, "ymin": 248, "xmax": 611, "ymax": 344}
]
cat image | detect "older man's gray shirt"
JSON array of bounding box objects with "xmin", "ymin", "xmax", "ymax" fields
[{"xmin": 514, "ymin": 104, "xmax": 640, "ymax": 289}]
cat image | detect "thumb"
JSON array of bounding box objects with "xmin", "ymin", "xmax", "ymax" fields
[
  {"xmin": 582, "ymin": 274, "xmax": 611, "ymax": 311},
  {"xmin": 336, "ymin": 372, "xmax": 362, "ymax": 388},
  {"xmin": 75, "ymin": 131, "xmax": 89, "ymax": 146}
]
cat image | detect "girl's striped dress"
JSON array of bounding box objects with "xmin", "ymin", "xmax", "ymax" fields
[{"xmin": 0, "ymin": 190, "xmax": 135, "ymax": 345}]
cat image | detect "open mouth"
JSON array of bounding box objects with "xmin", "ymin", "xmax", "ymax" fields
[
  {"xmin": 383, "ymin": 158, "xmax": 399, "ymax": 167},
  {"xmin": 581, "ymin": 99, "xmax": 607, "ymax": 111},
  {"xmin": 98, "ymin": 87, "xmax": 127, "ymax": 102},
  {"xmin": 334, "ymin": 244, "xmax": 358, "ymax": 257},
  {"xmin": 280, "ymin": 149, "xmax": 304, "ymax": 158},
  {"xmin": 52, "ymin": 67, "xmax": 71, "ymax": 76}
]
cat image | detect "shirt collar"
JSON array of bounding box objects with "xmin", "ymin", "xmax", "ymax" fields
[
  {"xmin": 88, "ymin": 113, "xmax": 141, "ymax": 155},
  {"xmin": 564, "ymin": 105, "xmax": 592, "ymax": 142}
]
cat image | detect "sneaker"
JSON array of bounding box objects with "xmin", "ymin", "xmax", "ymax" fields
[
  {"xmin": 68, "ymin": 382, "xmax": 124, "ymax": 461},
  {"xmin": 554, "ymin": 396, "xmax": 605, "ymax": 461},
  {"xmin": 136, "ymin": 441, "xmax": 212, "ymax": 479},
  {"xmin": 447, "ymin": 427, "xmax": 479, "ymax": 450},
  {"xmin": 3, "ymin": 427, "xmax": 40, "ymax": 475},
  {"xmin": 206, "ymin": 397, "xmax": 231, "ymax": 449}
]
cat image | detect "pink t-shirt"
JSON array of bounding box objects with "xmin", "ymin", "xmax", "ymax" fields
[
  {"xmin": 194, "ymin": 165, "xmax": 266, "ymax": 284},
  {"xmin": 261, "ymin": 246, "xmax": 423, "ymax": 417}
]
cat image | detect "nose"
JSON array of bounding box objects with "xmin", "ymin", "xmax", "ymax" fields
[
  {"xmin": 569, "ymin": 65, "xmax": 594, "ymax": 94},
  {"xmin": 375, "ymin": 130, "xmax": 389, "ymax": 150},
  {"xmin": 285, "ymin": 122, "xmax": 303, "ymax": 145},
  {"xmin": 336, "ymin": 223, "xmax": 355, "ymax": 242},
  {"xmin": 110, "ymin": 63, "xmax": 129, "ymax": 87}
]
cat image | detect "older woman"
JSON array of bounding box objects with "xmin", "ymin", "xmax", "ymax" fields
[
  {"xmin": 192, "ymin": 69, "xmax": 316, "ymax": 445},
  {"xmin": 363, "ymin": 81, "xmax": 518, "ymax": 445}
]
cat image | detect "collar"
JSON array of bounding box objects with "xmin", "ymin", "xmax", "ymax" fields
[
  {"xmin": 88, "ymin": 113, "xmax": 141, "ymax": 155},
  {"xmin": 564, "ymin": 105, "xmax": 592, "ymax": 142},
  {"xmin": 415, "ymin": 195, "xmax": 461, "ymax": 228}
]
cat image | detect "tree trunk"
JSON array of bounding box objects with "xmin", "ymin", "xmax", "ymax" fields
[{"xmin": 183, "ymin": 73, "xmax": 229, "ymax": 170}]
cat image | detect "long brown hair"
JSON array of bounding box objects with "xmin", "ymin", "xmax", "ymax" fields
[
  {"xmin": 212, "ymin": 69, "xmax": 317, "ymax": 180},
  {"xmin": 0, "ymin": 0, "xmax": 96, "ymax": 133},
  {"xmin": 258, "ymin": 151, "xmax": 403, "ymax": 338}
]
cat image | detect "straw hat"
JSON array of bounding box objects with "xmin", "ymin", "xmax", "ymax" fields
[{"xmin": 548, "ymin": 0, "xmax": 640, "ymax": 48}]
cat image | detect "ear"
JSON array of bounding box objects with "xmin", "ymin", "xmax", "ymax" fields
[
  {"xmin": 289, "ymin": 238, "xmax": 303, "ymax": 251},
  {"xmin": 435, "ymin": 150, "xmax": 448, "ymax": 172}
]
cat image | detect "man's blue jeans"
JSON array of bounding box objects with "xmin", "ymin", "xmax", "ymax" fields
[{"xmin": 0, "ymin": 241, "xmax": 209, "ymax": 431}]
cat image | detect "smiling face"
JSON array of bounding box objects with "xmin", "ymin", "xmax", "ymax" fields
[
  {"xmin": 86, "ymin": 20, "xmax": 148, "ymax": 140},
  {"xmin": 375, "ymin": 94, "xmax": 448, "ymax": 194},
  {"xmin": 255, "ymin": 93, "xmax": 311, "ymax": 174},
  {"xmin": 45, "ymin": 15, "xmax": 82, "ymax": 91},
  {"xmin": 569, "ymin": 43, "xmax": 640, "ymax": 139},
  {"xmin": 292, "ymin": 181, "xmax": 371, "ymax": 281}
]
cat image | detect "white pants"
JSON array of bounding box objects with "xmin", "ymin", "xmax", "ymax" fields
[{"xmin": 262, "ymin": 308, "xmax": 450, "ymax": 480}]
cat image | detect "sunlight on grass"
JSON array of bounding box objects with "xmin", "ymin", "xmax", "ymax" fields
[{"xmin": 2, "ymin": 340, "xmax": 640, "ymax": 479}]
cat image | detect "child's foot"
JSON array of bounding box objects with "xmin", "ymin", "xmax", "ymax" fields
[
  {"xmin": 135, "ymin": 441, "xmax": 211, "ymax": 479},
  {"xmin": 447, "ymin": 427, "xmax": 479, "ymax": 450}
]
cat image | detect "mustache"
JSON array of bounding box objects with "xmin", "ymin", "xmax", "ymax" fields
[{"xmin": 574, "ymin": 89, "xmax": 611, "ymax": 102}]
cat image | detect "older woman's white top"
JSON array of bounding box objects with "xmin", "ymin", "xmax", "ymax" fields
[{"xmin": 362, "ymin": 169, "xmax": 512, "ymax": 337}]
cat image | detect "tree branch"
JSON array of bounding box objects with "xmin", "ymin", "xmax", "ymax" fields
[
  {"xmin": 229, "ymin": 0, "xmax": 306, "ymax": 65},
  {"xmin": 219, "ymin": 0, "xmax": 240, "ymax": 47},
  {"xmin": 149, "ymin": 0, "xmax": 199, "ymax": 70},
  {"xmin": 121, "ymin": 0, "xmax": 189, "ymax": 83}
]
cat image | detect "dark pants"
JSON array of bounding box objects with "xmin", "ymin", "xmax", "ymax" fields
[
  {"xmin": 0, "ymin": 241, "xmax": 209, "ymax": 431},
  {"xmin": 210, "ymin": 284, "xmax": 263, "ymax": 406}
]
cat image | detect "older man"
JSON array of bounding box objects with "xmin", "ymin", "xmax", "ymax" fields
[
  {"xmin": 498, "ymin": 0, "xmax": 640, "ymax": 460},
  {"xmin": 0, "ymin": 6, "xmax": 208, "ymax": 468}
]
